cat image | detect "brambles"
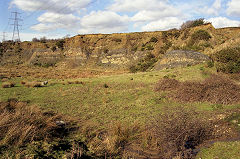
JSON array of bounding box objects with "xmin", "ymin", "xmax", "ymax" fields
[
  {"xmin": 152, "ymin": 106, "xmax": 215, "ymax": 158},
  {"xmin": 154, "ymin": 78, "xmax": 180, "ymax": 92},
  {"xmin": 155, "ymin": 75, "xmax": 240, "ymax": 105},
  {"xmin": 214, "ymin": 47, "xmax": 240, "ymax": 73}
]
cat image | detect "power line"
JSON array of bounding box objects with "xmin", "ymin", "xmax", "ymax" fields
[
  {"xmin": 21, "ymin": 0, "xmax": 97, "ymax": 31},
  {"xmin": 1, "ymin": 32, "xmax": 7, "ymax": 42},
  {"xmin": 10, "ymin": 11, "xmax": 22, "ymax": 42}
]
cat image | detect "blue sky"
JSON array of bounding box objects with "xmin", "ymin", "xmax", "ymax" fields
[{"xmin": 1, "ymin": 0, "xmax": 240, "ymax": 41}]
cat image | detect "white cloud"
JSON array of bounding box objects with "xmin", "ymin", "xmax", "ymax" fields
[
  {"xmin": 131, "ymin": 9, "xmax": 180, "ymax": 22},
  {"xmin": 205, "ymin": 0, "xmax": 221, "ymax": 16},
  {"xmin": 108, "ymin": 0, "xmax": 169, "ymax": 12},
  {"xmin": 31, "ymin": 12, "xmax": 80, "ymax": 32},
  {"xmin": 10, "ymin": 0, "xmax": 91, "ymax": 32},
  {"xmin": 141, "ymin": 17, "xmax": 184, "ymax": 31},
  {"xmin": 207, "ymin": 17, "xmax": 240, "ymax": 28},
  {"xmin": 227, "ymin": 0, "xmax": 240, "ymax": 17},
  {"xmin": 195, "ymin": 0, "xmax": 222, "ymax": 16},
  {"xmin": 78, "ymin": 11, "xmax": 129, "ymax": 34},
  {"xmin": 10, "ymin": 0, "xmax": 91, "ymax": 13},
  {"xmin": 108, "ymin": 0, "xmax": 183, "ymax": 32}
]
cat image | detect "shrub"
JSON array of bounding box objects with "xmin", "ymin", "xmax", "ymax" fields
[
  {"xmin": 0, "ymin": 99, "xmax": 81, "ymax": 158},
  {"xmin": 129, "ymin": 53, "xmax": 157, "ymax": 73},
  {"xmin": 180, "ymin": 18, "xmax": 206, "ymax": 30},
  {"xmin": 206, "ymin": 60, "xmax": 214, "ymax": 68},
  {"xmin": 39, "ymin": 37, "xmax": 47, "ymax": 43},
  {"xmin": 214, "ymin": 47, "xmax": 240, "ymax": 73},
  {"xmin": 51, "ymin": 46, "xmax": 57, "ymax": 52},
  {"xmin": 155, "ymin": 75, "xmax": 240, "ymax": 105},
  {"xmin": 103, "ymin": 83, "xmax": 109, "ymax": 88},
  {"xmin": 113, "ymin": 38, "xmax": 122, "ymax": 42},
  {"xmin": 20, "ymin": 81, "xmax": 26, "ymax": 85},
  {"xmin": 1, "ymin": 82, "xmax": 15, "ymax": 88},
  {"xmin": 154, "ymin": 78, "xmax": 180, "ymax": 91},
  {"xmin": 24, "ymin": 82, "xmax": 43, "ymax": 88},
  {"xmin": 131, "ymin": 46, "xmax": 138, "ymax": 52},
  {"xmin": 152, "ymin": 106, "xmax": 215, "ymax": 158},
  {"xmin": 55, "ymin": 40, "xmax": 65, "ymax": 50},
  {"xmin": 32, "ymin": 38, "xmax": 40, "ymax": 42},
  {"xmin": 149, "ymin": 37, "xmax": 158, "ymax": 43},
  {"xmin": 146, "ymin": 44, "xmax": 154, "ymax": 50},
  {"xmin": 191, "ymin": 30, "xmax": 211, "ymax": 41},
  {"xmin": 0, "ymin": 99, "xmax": 67, "ymax": 146}
]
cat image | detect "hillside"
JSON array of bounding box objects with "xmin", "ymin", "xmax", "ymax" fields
[{"xmin": 1, "ymin": 23, "xmax": 240, "ymax": 70}]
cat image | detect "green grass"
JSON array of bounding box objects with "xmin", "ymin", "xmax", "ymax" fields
[
  {"xmin": 1, "ymin": 64, "xmax": 240, "ymax": 157},
  {"xmin": 0, "ymin": 64, "xmax": 236, "ymax": 125},
  {"xmin": 196, "ymin": 141, "xmax": 240, "ymax": 159}
]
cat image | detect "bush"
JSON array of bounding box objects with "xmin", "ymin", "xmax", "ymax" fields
[
  {"xmin": 149, "ymin": 37, "xmax": 158, "ymax": 43},
  {"xmin": 0, "ymin": 99, "xmax": 83, "ymax": 158},
  {"xmin": 152, "ymin": 106, "xmax": 215, "ymax": 158},
  {"xmin": 214, "ymin": 47, "xmax": 240, "ymax": 73},
  {"xmin": 24, "ymin": 82, "xmax": 44, "ymax": 88},
  {"xmin": 32, "ymin": 38, "xmax": 40, "ymax": 42},
  {"xmin": 0, "ymin": 99, "xmax": 67, "ymax": 146},
  {"xmin": 155, "ymin": 75, "xmax": 240, "ymax": 105},
  {"xmin": 51, "ymin": 46, "xmax": 57, "ymax": 52},
  {"xmin": 129, "ymin": 53, "xmax": 157, "ymax": 73},
  {"xmin": 180, "ymin": 18, "xmax": 206, "ymax": 30},
  {"xmin": 55, "ymin": 40, "xmax": 65, "ymax": 50},
  {"xmin": 40, "ymin": 37, "xmax": 47, "ymax": 43},
  {"xmin": 191, "ymin": 30, "xmax": 211, "ymax": 41},
  {"xmin": 1, "ymin": 82, "xmax": 15, "ymax": 88}
]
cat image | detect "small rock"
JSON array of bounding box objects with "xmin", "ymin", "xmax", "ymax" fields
[{"xmin": 56, "ymin": 120, "xmax": 66, "ymax": 127}]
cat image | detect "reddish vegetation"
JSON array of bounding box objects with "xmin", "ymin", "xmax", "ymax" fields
[
  {"xmin": 154, "ymin": 78, "xmax": 180, "ymax": 91},
  {"xmin": 155, "ymin": 75, "xmax": 240, "ymax": 105}
]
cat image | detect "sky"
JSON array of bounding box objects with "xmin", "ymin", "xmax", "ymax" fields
[{"xmin": 0, "ymin": 0, "xmax": 240, "ymax": 41}]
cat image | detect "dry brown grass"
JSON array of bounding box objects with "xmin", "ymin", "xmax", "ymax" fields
[
  {"xmin": 1, "ymin": 82, "xmax": 15, "ymax": 88},
  {"xmin": 67, "ymin": 80, "xmax": 84, "ymax": 85},
  {"xmin": 155, "ymin": 74, "xmax": 240, "ymax": 105},
  {"xmin": 0, "ymin": 65, "xmax": 126, "ymax": 79},
  {"xmin": 0, "ymin": 99, "xmax": 70, "ymax": 147},
  {"xmin": 82, "ymin": 121, "xmax": 142, "ymax": 158},
  {"xmin": 24, "ymin": 82, "xmax": 43, "ymax": 88}
]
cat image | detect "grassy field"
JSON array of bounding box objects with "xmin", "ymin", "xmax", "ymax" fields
[{"xmin": 1, "ymin": 64, "xmax": 240, "ymax": 158}]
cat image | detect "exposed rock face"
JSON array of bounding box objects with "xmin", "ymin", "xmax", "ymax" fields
[{"xmin": 154, "ymin": 50, "xmax": 210, "ymax": 70}]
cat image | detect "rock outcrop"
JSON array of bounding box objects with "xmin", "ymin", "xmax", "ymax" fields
[{"xmin": 154, "ymin": 50, "xmax": 211, "ymax": 70}]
